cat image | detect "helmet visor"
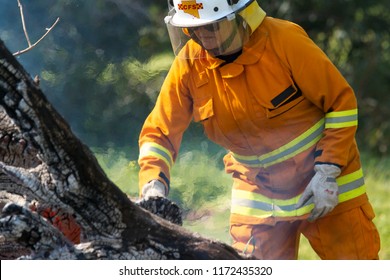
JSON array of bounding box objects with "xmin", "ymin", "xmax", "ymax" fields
[{"xmin": 165, "ymin": 13, "xmax": 250, "ymax": 59}]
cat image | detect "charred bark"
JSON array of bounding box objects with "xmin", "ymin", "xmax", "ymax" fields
[{"xmin": 0, "ymin": 39, "xmax": 244, "ymax": 260}]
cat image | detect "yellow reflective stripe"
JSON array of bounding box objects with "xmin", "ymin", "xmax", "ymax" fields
[
  {"xmin": 336, "ymin": 168, "xmax": 363, "ymax": 185},
  {"xmin": 326, "ymin": 121, "xmax": 358, "ymax": 128},
  {"xmin": 295, "ymin": 204, "xmax": 314, "ymax": 216},
  {"xmin": 339, "ymin": 184, "xmax": 366, "ymax": 202},
  {"xmin": 326, "ymin": 109, "xmax": 358, "ymax": 118},
  {"xmin": 139, "ymin": 142, "xmax": 173, "ymax": 170},
  {"xmin": 337, "ymin": 168, "xmax": 366, "ymax": 203},
  {"xmin": 233, "ymin": 189, "xmax": 297, "ymax": 206},
  {"xmin": 232, "ymin": 119, "xmax": 325, "ymax": 168},
  {"xmin": 258, "ymin": 118, "xmax": 324, "ymax": 166},
  {"xmin": 230, "ymin": 202, "xmax": 314, "ymax": 218},
  {"xmin": 325, "ymin": 109, "xmax": 358, "ymax": 129},
  {"xmin": 231, "ymin": 168, "xmax": 366, "ymax": 219},
  {"xmin": 231, "ymin": 205, "xmax": 272, "ymax": 219},
  {"xmin": 277, "ymin": 204, "xmax": 314, "ymax": 217}
]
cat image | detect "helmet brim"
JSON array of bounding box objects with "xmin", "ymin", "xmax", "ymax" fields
[{"xmin": 171, "ymin": 12, "xmax": 221, "ymax": 27}]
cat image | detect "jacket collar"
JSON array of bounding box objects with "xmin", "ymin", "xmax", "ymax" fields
[{"xmin": 200, "ymin": 25, "xmax": 268, "ymax": 75}]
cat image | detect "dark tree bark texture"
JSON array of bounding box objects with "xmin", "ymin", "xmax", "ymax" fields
[{"xmin": 0, "ymin": 39, "xmax": 244, "ymax": 260}]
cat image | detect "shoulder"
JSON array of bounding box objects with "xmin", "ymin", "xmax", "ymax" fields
[
  {"xmin": 256, "ymin": 16, "xmax": 309, "ymax": 40},
  {"xmin": 252, "ymin": 16, "xmax": 318, "ymax": 58}
]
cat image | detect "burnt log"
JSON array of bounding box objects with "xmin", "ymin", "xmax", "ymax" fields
[{"xmin": 0, "ymin": 39, "xmax": 244, "ymax": 260}]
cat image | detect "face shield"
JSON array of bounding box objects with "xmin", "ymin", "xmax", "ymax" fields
[{"xmin": 165, "ymin": 12, "xmax": 250, "ymax": 59}]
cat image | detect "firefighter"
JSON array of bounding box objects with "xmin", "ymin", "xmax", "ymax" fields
[{"xmin": 138, "ymin": 0, "xmax": 380, "ymax": 259}]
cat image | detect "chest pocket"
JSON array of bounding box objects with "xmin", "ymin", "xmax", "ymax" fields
[
  {"xmin": 266, "ymin": 84, "xmax": 304, "ymax": 118},
  {"xmin": 192, "ymin": 70, "xmax": 215, "ymax": 122},
  {"xmin": 193, "ymin": 97, "xmax": 214, "ymax": 122}
]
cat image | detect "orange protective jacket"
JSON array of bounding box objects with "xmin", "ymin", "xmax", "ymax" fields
[{"xmin": 138, "ymin": 16, "xmax": 368, "ymax": 225}]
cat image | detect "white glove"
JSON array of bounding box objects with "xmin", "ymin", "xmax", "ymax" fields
[
  {"xmin": 138, "ymin": 181, "xmax": 182, "ymax": 225},
  {"xmin": 142, "ymin": 180, "xmax": 167, "ymax": 199},
  {"xmin": 296, "ymin": 164, "xmax": 341, "ymax": 222}
]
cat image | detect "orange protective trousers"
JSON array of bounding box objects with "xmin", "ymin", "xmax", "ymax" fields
[{"xmin": 230, "ymin": 201, "xmax": 380, "ymax": 260}]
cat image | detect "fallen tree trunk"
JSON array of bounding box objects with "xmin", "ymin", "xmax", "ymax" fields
[{"xmin": 0, "ymin": 39, "xmax": 244, "ymax": 260}]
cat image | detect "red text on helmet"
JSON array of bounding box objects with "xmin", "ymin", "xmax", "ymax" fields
[{"xmin": 178, "ymin": 1, "xmax": 204, "ymax": 18}]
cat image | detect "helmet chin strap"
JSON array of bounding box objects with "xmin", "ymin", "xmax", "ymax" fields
[{"xmin": 208, "ymin": 24, "xmax": 239, "ymax": 56}]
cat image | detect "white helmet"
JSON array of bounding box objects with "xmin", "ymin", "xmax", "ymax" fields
[
  {"xmin": 165, "ymin": 0, "xmax": 263, "ymax": 58},
  {"xmin": 169, "ymin": 0, "xmax": 251, "ymax": 27}
]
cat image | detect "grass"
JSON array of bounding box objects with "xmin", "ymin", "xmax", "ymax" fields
[
  {"xmin": 94, "ymin": 146, "xmax": 389, "ymax": 260},
  {"xmin": 361, "ymin": 154, "xmax": 390, "ymax": 260}
]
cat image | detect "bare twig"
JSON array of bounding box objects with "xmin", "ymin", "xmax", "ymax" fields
[
  {"xmin": 13, "ymin": 0, "xmax": 60, "ymax": 56},
  {"xmin": 17, "ymin": 0, "xmax": 31, "ymax": 47}
]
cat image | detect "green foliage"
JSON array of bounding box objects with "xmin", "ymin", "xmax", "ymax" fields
[
  {"xmin": 93, "ymin": 143, "xmax": 233, "ymax": 242},
  {"xmin": 93, "ymin": 147, "xmax": 140, "ymax": 197},
  {"xmin": 360, "ymin": 154, "xmax": 390, "ymax": 260},
  {"xmin": 170, "ymin": 140, "xmax": 231, "ymax": 212},
  {"xmin": 94, "ymin": 142, "xmax": 233, "ymax": 242},
  {"xmin": 94, "ymin": 138, "xmax": 230, "ymax": 210}
]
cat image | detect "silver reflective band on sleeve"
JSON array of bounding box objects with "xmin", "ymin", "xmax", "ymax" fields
[
  {"xmin": 325, "ymin": 109, "xmax": 358, "ymax": 129},
  {"xmin": 232, "ymin": 118, "xmax": 325, "ymax": 168},
  {"xmin": 231, "ymin": 169, "xmax": 366, "ymax": 218},
  {"xmin": 139, "ymin": 142, "xmax": 174, "ymax": 170}
]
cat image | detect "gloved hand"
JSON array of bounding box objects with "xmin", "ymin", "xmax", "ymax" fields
[
  {"xmin": 142, "ymin": 179, "xmax": 167, "ymax": 199},
  {"xmin": 296, "ymin": 164, "xmax": 341, "ymax": 222},
  {"xmin": 138, "ymin": 180, "xmax": 183, "ymax": 226}
]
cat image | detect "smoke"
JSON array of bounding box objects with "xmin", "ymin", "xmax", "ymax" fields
[
  {"xmin": 0, "ymin": 0, "xmax": 170, "ymax": 148},
  {"xmin": 107, "ymin": 0, "xmax": 148, "ymax": 22}
]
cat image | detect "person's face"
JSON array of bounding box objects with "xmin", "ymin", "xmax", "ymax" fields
[{"xmin": 189, "ymin": 19, "xmax": 236, "ymax": 51}]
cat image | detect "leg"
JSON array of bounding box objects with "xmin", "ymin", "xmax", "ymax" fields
[
  {"xmin": 300, "ymin": 202, "xmax": 380, "ymax": 259},
  {"xmin": 230, "ymin": 220, "xmax": 302, "ymax": 259}
]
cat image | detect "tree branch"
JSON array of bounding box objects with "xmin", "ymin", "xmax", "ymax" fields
[
  {"xmin": 13, "ymin": 0, "xmax": 60, "ymax": 56},
  {"xmin": 17, "ymin": 0, "xmax": 31, "ymax": 47}
]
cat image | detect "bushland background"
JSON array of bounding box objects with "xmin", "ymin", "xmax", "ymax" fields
[{"xmin": 1, "ymin": 0, "xmax": 389, "ymax": 259}]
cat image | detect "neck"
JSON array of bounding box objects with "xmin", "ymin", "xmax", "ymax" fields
[
  {"xmin": 211, "ymin": 21, "xmax": 248, "ymax": 56},
  {"xmin": 217, "ymin": 49, "xmax": 242, "ymax": 65}
]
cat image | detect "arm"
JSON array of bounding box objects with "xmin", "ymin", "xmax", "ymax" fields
[
  {"xmin": 272, "ymin": 20, "xmax": 359, "ymax": 220},
  {"xmin": 138, "ymin": 57, "xmax": 193, "ymax": 196},
  {"xmin": 272, "ymin": 20, "xmax": 358, "ymax": 168}
]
